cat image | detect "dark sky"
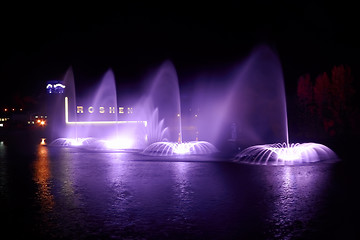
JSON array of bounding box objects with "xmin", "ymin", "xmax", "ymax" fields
[{"xmin": 1, "ymin": 1, "xmax": 359, "ymax": 106}]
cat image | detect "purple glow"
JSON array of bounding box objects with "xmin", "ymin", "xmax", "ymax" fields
[
  {"xmin": 49, "ymin": 68, "xmax": 148, "ymax": 150},
  {"xmin": 103, "ymin": 137, "xmax": 135, "ymax": 150},
  {"xmin": 48, "ymin": 46, "xmax": 336, "ymax": 160},
  {"xmin": 136, "ymin": 61, "xmax": 182, "ymax": 143},
  {"xmin": 49, "ymin": 137, "xmax": 96, "ymax": 147},
  {"xmin": 136, "ymin": 60, "xmax": 218, "ymax": 156},
  {"xmin": 48, "ymin": 137, "xmax": 136, "ymax": 151},
  {"xmin": 142, "ymin": 141, "xmax": 218, "ymax": 156},
  {"xmin": 234, "ymin": 142, "xmax": 337, "ymax": 165},
  {"xmin": 191, "ymin": 45, "xmax": 289, "ymax": 147},
  {"xmin": 49, "ymin": 64, "xmax": 217, "ymax": 154},
  {"xmin": 227, "ymin": 46, "xmax": 338, "ymax": 165}
]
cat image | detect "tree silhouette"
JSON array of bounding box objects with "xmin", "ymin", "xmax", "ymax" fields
[
  {"xmin": 329, "ymin": 65, "xmax": 356, "ymax": 134},
  {"xmin": 297, "ymin": 74, "xmax": 313, "ymax": 109},
  {"xmin": 314, "ymin": 72, "xmax": 333, "ymax": 134},
  {"xmin": 297, "ymin": 65, "xmax": 358, "ymax": 138}
]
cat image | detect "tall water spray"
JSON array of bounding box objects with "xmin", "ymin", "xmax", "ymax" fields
[
  {"xmin": 80, "ymin": 69, "xmax": 119, "ymax": 139},
  {"xmin": 46, "ymin": 46, "xmax": 335, "ymax": 161},
  {"xmin": 227, "ymin": 45, "xmax": 289, "ymax": 146},
  {"xmin": 46, "ymin": 67, "xmax": 77, "ymax": 141},
  {"xmin": 49, "ymin": 67, "xmax": 147, "ymax": 149},
  {"xmin": 140, "ymin": 60, "xmax": 182, "ymax": 143},
  {"xmin": 192, "ymin": 45, "xmax": 289, "ymax": 149},
  {"xmin": 227, "ymin": 45, "xmax": 337, "ymax": 164},
  {"xmin": 141, "ymin": 60, "xmax": 218, "ymax": 156}
]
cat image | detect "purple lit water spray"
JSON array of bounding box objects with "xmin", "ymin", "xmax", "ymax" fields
[
  {"xmin": 140, "ymin": 61, "xmax": 218, "ymax": 156},
  {"xmin": 191, "ymin": 45, "xmax": 289, "ymax": 148},
  {"xmin": 139, "ymin": 60, "xmax": 183, "ymax": 143},
  {"xmin": 227, "ymin": 45, "xmax": 337, "ymax": 164},
  {"xmin": 48, "ymin": 46, "xmax": 336, "ymax": 161}
]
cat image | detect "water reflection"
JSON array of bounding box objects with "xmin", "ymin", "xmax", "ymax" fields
[
  {"xmin": 265, "ymin": 165, "xmax": 330, "ymax": 239},
  {"xmin": 171, "ymin": 162, "xmax": 193, "ymax": 218},
  {"xmin": 0, "ymin": 141, "xmax": 7, "ymax": 196},
  {"xmin": 33, "ymin": 145, "xmax": 54, "ymax": 212},
  {"xmin": 56, "ymin": 149, "xmax": 77, "ymax": 204}
]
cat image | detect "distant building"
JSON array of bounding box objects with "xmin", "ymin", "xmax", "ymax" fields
[
  {"xmin": 46, "ymin": 80, "xmax": 66, "ymax": 94},
  {"xmin": 46, "ymin": 80, "xmax": 66, "ymax": 140}
]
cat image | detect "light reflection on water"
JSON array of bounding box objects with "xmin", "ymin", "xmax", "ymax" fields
[
  {"xmin": 33, "ymin": 145, "xmax": 54, "ymax": 212},
  {"xmin": 0, "ymin": 142, "xmax": 349, "ymax": 239},
  {"xmin": 0, "ymin": 141, "xmax": 7, "ymax": 196},
  {"xmin": 170, "ymin": 162, "xmax": 194, "ymax": 225},
  {"xmin": 264, "ymin": 165, "xmax": 331, "ymax": 239}
]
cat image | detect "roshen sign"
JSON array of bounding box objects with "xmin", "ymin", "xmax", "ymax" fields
[
  {"xmin": 64, "ymin": 97, "xmax": 147, "ymax": 126},
  {"xmin": 76, "ymin": 106, "xmax": 133, "ymax": 114}
]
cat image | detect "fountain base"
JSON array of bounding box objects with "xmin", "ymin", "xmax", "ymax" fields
[
  {"xmin": 142, "ymin": 141, "xmax": 218, "ymax": 156},
  {"xmin": 234, "ymin": 142, "xmax": 337, "ymax": 165}
]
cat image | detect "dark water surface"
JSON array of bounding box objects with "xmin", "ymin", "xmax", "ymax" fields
[{"xmin": 0, "ymin": 139, "xmax": 356, "ymax": 239}]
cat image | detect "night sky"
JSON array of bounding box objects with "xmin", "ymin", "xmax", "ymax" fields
[{"xmin": 1, "ymin": 1, "xmax": 358, "ymax": 107}]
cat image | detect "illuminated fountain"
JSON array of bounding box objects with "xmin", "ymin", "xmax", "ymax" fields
[
  {"xmin": 143, "ymin": 141, "xmax": 218, "ymax": 156},
  {"xmin": 47, "ymin": 45, "xmax": 335, "ymax": 160},
  {"xmin": 140, "ymin": 61, "xmax": 218, "ymax": 156},
  {"xmin": 49, "ymin": 137, "xmax": 96, "ymax": 147},
  {"xmin": 224, "ymin": 45, "xmax": 337, "ymax": 165},
  {"xmin": 234, "ymin": 142, "xmax": 336, "ymax": 165},
  {"xmin": 48, "ymin": 68, "xmax": 147, "ymax": 150},
  {"xmin": 47, "ymin": 63, "xmax": 216, "ymax": 154}
]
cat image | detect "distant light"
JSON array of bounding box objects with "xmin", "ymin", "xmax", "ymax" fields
[
  {"xmin": 0, "ymin": 123, "xmax": 3, "ymax": 127},
  {"xmin": 40, "ymin": 138, "xmax": 46, "ymax": 145},
  {"xmin": 4, "ymin": 108, "xmax": 7, "ymax": 112}
]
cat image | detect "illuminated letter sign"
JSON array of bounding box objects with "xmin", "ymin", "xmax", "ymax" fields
[
  {"xmin": 77, "ymin": 106, "xmax": 84, "ymax": 113},
  {"xmin": 65, "ymin": 97, "xmax": 147, "ymax": 126},
  {"xmin": 75, "ymin": 104, "xmax": 134, "ymax": 115},
  {"xmin": 109, "ymin": 107, "xmax": 116, "ymax": 113}
]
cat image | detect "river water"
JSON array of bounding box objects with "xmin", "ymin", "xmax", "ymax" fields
[{"xmin": 0, "ymin": 138, "xmax": 356, "ymax": 239}]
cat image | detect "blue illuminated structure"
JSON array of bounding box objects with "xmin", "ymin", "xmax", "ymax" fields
[{"xmin": 46, "ymin": 80, "xmax": 66, "ymax": 94}]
